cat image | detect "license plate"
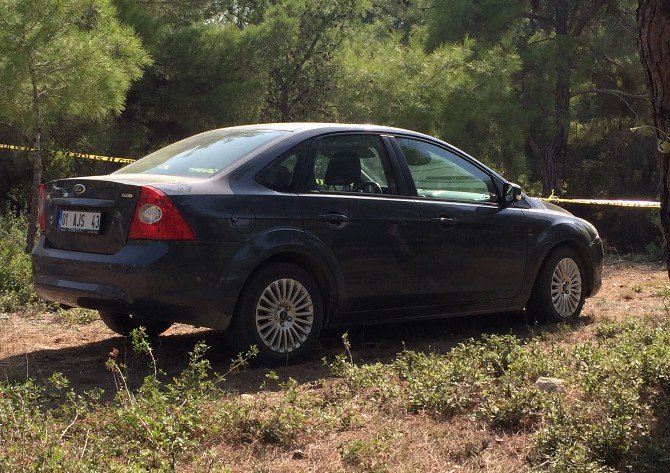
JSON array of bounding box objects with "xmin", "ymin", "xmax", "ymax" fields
[{"xmin": 58, "ymin": 210, "xmax": 101, "ymax": 233}]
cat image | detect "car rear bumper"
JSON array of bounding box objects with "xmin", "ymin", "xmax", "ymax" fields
[{"xmin": 31, "ymin": 236, "xmax": 235, "ymax": 330}]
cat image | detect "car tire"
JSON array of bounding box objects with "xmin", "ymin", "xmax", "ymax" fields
[
  {"xmin": 226, "ymin": 263, "xmax": 324, "ymax": 365},
  {"xmin": 527, "ymin": 246, "xmax": 586, "ymax": 323},
  {"xmin": 99, "ymin": 311, "xmax": 173, "ymax": 337}
]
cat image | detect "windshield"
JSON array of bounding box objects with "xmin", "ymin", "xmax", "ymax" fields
[{"xmin": 115, "ymin": 129, "xmax": 285, "ymax": 177}]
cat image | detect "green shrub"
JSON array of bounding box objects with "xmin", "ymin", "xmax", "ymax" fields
[
  {"xmin": 330, "ymin": 323, "xmax": 670, "ymax": 471},
  {"xmin": 339, "ymin": 433, "xmax": 393, "ymax": 473},
  {"xmin": 331, "ymin": 333, "xmax": 563, "ymax": 430},
  {"xmin": 0, "ymin": 332, "xmax": 259, "ymax": 471},
  {"xmin": 4, "ymin": 320, "xmax": 670, "ymax": 471},
  {"xmin": 54, "ymin": 307, "xmax": 99, "ymax": 325},
  {"xmin": 0, "ymin": 213, "xmax": 45, "ymax": 312},
  {"xmin": 237, "ymin": 377, "xmax": 308, "ymax": 445}
]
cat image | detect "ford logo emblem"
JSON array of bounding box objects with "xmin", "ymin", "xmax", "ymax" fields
[{"xmin": 73, "ymin": 184, "xmax": 86, "ymax": 195}]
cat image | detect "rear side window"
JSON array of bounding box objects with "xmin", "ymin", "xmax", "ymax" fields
[
  {"xmin": 115, "ymin": 129, "xmax": 285, "ymax": 177},
  {"xmin": 256, "ymin": 141, "xmax": 310, "ymax": 192}
]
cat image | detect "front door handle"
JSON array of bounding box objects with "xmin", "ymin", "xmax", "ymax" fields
[
  {"xmin": 317, "ymin": 213, "xmax": 349, "ymax": 224},
  {"xmin": 429, "ymin": 216, "xmax": 456, "ymax": 225}
]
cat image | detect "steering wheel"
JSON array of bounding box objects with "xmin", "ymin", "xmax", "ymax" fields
[{"xmin": 353, "ymin": 180, "xmax": 383, "ymax": 194}]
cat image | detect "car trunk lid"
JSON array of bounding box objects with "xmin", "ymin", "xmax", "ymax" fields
[{"xmin": 43, "ymin": 175, "xmax": 201, "ymax": 254}]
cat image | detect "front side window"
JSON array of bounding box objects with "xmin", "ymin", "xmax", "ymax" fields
[
  {"xmin": 307, "ymin": 134, "xmax": 398, "ymax": 195},
  {"xmin": 116, "ymin": 129, "xmax": 285, "ymax": 178},
  {"xmin": 396, "ymin": 137, "xmax": 497, "ymax": 203}
]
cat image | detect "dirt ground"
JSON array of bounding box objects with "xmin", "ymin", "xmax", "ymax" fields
[
  {"xmin": 0, "ymin": 261, "xmax": 668, "ymax": 472},
  {"xmin": 1, "ymin": 260, "xmax": 668, "ymax": 394}
]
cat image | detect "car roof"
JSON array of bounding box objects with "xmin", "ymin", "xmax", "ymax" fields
[{"xmin": 222, "ymin": 122, "xmax": 431, "ymax": 137}]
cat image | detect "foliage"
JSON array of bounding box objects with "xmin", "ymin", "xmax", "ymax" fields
[
  {"xmin": 0, "ymin": 212, "xmax": 47, "ymax": 312},
  {"xmin": 335, "ymin": 29, "xmax": 528, "ymax": 175},
  {"xmin": 426, "ymin": 0, "xmax": 653, "ymax": 197},
  {"xmin": 0, "ymin": 0, "xmax": 660, "ymax": 251},
  {"xmin": 260, "ymin": 0, "xmax": 368, "ymax": 121},
  {"xmin": 0, "ymin": 331, "xmax": 260, "ymax": 470},
  {"xmin": 0, "ymin": 0, "xmax": 151, "ymax": 250},
  {"xmin": 339, "ymin": 432, "xmax": 394, "ymax": 472},
  {"xmin": 0, "ymin": 0, "xmax": 150, "ymax": 131},
  {"xmin": 2, "ymin": 319, "xmax": 670, "ymax": 470},
  {"xmin": 329, "ymin": 322, "xmax": 670, "ymax": 471}
]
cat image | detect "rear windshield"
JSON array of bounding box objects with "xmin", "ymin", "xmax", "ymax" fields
[{"xmin": 114, "ymin": 129, "xmax": 285, "ymax": 177}]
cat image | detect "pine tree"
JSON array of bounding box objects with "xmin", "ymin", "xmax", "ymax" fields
[{"xmin": 0, "ymin": 0, "xmax": 150, "ymax": 251}]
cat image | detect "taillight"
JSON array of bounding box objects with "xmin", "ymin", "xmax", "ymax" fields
[
  {"xmin": 128, "ymin": 186, "xmax": 196, "ymax": 240},
  {"xmin": 38, "ymin": 183, "xmax": 46, "ymax": 232}
]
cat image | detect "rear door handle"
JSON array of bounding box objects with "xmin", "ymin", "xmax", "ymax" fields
[
  {"xmin": 317, "ymin": 213, "xmax": 349, "ymax": 224},
  {"xmin": 429, "ymin": 216, "xmax": 456, "ymax": 225}
]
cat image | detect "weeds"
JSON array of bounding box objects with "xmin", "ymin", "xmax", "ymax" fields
[
  {"xmin": 339, "ymin": 432, "xmax": 394, "ymax": 472},
  {"xmin": 54, "ymin": 307, "xmax": 98, "ymax": 325},
  {"xmin": 237, "ymin": 377, "xmax": 308, "ymax": 445},
  {"xmin": 0, "ymin": 213, "xmax": 48, "ymax": 313},
  {"xmin": 3, "ymin": 320, "xmax": 670, "ymax": 471},
  {"xmin": 0, "ymin": 331, "xmax": 262, "ymax": 471},
  {"xmin": 329, "ymin": 323, "xmax": 670, "ymax": 471}
]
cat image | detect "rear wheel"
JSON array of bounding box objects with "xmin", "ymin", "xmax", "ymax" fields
[
  {"xmin": 527, "ymin": 247, "xmax": 586, "ymax": 323},
  {"xmin": 226, "ymin": 263, "xmax": 324, "ymax": 364},
  {"xmin": 99, "ymin": 311, "xmax": 173, "ymax": 337}
]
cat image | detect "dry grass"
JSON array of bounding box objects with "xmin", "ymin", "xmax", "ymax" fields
[{"xmin": 1, "ymin": 261, "xmax": 668, "ymax": 472}]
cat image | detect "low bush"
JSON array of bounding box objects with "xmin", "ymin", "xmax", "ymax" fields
[
  {"xmin": 3, "ymin": 321, "xmax": 670, "ymax": 470},
  {"xmin": 0, "ymin": 331, "xmax": 260, "ymax": 471},
  {"xmin": 0, "ymin": 213, "xmax": 45, "ymax": 312},
  {"xmin": 329, "ymin": 322, "xmax": 670, "ymax": 471}
]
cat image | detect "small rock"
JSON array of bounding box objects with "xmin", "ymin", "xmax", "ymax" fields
[
  {"xmin": 535, "ymin": 377, "xmax": 566, "ymax": 393},
  {"xmin": 240, "ymin": 393, "xmax": 254, "ymax": 401},
  {"xmin": 292, "ymin": 449, "xmax": 305, "ymax": 460}
]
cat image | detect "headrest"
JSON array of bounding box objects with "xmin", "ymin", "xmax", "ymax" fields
[{"xmin": 324, "ymin": 151, "xmax": 361, "ymax": 186}]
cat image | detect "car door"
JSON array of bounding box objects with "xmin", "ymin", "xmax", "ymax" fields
[
  {"xmin": 298, "ymin": 133, "xmax": 422, "ymax": 312},
  {"xmin": 391, "ymin": 136, "xmax": 527, "ymax": 305}
]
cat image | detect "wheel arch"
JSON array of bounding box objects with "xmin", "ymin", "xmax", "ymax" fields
[
  {"xmin": 529, "ymin": 239, "xmax": 595, "ymax": 303},
  {"xmin": 232, "ymin": 249, "xmax": 338, "ymax": 326}
]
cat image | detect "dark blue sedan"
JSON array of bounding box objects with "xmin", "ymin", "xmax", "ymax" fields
[{"xmin": 32, "ymin": 123, "xmax": 603, "ymax": 363}]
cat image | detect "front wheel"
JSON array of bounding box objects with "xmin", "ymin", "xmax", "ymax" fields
[
  {"xmin": 527, "ymin": 247, "xmax": 586, "ymax": 323},
  {"xmin": 99, "ymin": 311, "xmax": 173, "ymax": 337},
  {"xmin": 226, "ymin": 263, "xmax": 324, "ymax": 364}
]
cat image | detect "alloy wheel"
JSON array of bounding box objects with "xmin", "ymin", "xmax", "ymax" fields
[
  {"xmin": 550, "ymin": 257, "xmax": 582, "ymax": 317},
  {"xmin": 255, "ymin": 278, "xmax": 314, "ymax": 353}
]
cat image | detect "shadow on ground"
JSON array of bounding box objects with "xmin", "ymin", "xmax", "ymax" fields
[{"xmin": 1, "ymin": 310, "xmax": 588, "ymax": 397}]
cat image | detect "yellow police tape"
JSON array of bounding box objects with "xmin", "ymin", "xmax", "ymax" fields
[
  {"xmin": 0, "ymin": 143, "xmax": 135, "ymax": 164},
  {"xmin": 0, "ymin": 142, "xmax": 664, "ymax": 208},
  {"xmin": 540, "ymin": 197, "xmax": 660, "ymax": 208}
]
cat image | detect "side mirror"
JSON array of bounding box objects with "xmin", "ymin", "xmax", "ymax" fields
[{"xmin": 502, "ymin": 182, "xmax": 522, "ymax": 205}]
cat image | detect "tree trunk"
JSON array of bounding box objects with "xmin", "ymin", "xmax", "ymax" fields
[
  {"xmin": 25, "ymin": 77, "xmax": 42, "ymax": 253},
  {"xmin": 538, "ymin": 0, "xmax": 571, "ymax": 197},
  {"xmin": 637, "ymin": 1, "xmax": 670, "ymax": 278},
  {"xmin": 279, "ymin": 84, "xmax": 291, "ymax": 121},
  {"xmin": 539, "ymin": 135, "xmax": 562, "ymax": 196}
]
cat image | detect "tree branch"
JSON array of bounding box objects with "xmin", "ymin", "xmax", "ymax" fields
[
  {"xmin": 523, "ymin": 12, "xmax": 556, "ymax": 27},
  {"xmin": 571, "ymin": 88, "xmax": 642, "ymax": 118},
  {"xmin": 571, "ymin": 0, "xmax": 607, "ymax": 36},
  {"xmin": 570, "ymin": 88, "xmax": 649, "ymax": 99},
  {"xmin": 573, "ymin": 37, "xmax": 626, "ymax": 68}
]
